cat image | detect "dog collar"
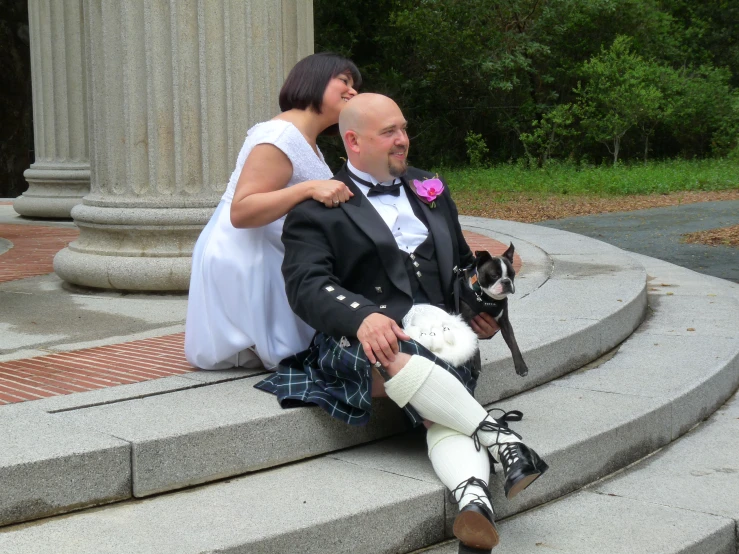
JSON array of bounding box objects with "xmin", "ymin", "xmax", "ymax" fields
[
  {"xmin": 461, "ymin": 266, "xmax": 498, "ymax": 312},
  {"xmin": 467, "ymin": 267, "xmax": 483, "ymax": 296}
]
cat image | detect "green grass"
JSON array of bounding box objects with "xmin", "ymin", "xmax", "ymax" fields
[{"xmin": 435, "ymin": 158, "xmax": 739, "ymax": 197}]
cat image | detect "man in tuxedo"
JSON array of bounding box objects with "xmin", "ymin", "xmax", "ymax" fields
[{"xmin": 256, "ymin": 94, "xmax": 547, "ymax": 553}]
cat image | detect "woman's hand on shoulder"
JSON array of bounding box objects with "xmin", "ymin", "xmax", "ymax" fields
[{"xmin": 306, "ymin": 179, "xmax": 354, "ymax": 208}]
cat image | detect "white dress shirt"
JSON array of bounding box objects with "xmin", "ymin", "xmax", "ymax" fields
[{"xmin": 346, "ymin": 161, "xmax": 429, "ymax": 254}]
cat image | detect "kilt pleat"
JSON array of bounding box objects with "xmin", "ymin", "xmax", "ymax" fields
[{"xmin": 254, "ymin": 332, "xmax": 478, "ymax": 426}]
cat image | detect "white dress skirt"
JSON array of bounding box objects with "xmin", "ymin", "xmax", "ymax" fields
[{"xmin": 185, "ymin": 120, "xmax": 333, "ymax": 370}]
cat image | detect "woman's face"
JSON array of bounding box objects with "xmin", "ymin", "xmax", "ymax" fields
[{"xmin": 321, "ymin": 73, "xmax": 358, "ymax": 121}]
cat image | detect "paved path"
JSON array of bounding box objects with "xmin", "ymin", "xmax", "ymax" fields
[{"xmin": 537, "ymin": 200, "xmax": 739, "ymax": 283}]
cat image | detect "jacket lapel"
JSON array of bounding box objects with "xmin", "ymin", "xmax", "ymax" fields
[
  {"xmin": 404, "ymin": 178, "xmax": 454, "ymax": 297},
  {"xmin": 335, "ymin": 165, "xmax": 412, "ymax": 299}
]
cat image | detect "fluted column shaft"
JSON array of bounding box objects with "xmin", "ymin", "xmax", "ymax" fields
[
  {"xmin": 54, "ymin": 0, "xmax": 314, "ymax": 290},
  {"xmin": 14, "ymin": 0, "xmax": 90, "ymax": 218}
]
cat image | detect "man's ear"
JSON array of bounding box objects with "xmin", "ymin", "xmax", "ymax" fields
[
  {"xmin": 344, "ymin": 130, "xmax": 360, "ymax": 154},
  {"xmin": 502, "ymin": 243, "xmax": 515, "ymax": 263}
]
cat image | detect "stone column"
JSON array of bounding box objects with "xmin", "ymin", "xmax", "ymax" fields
[
  {"xmin": 14, "ymin": 0, "xmax": 90, "ymax": 219},
  {"xmin": 54, "ymin": 0, "xmax": 313, "ymax": 290}
]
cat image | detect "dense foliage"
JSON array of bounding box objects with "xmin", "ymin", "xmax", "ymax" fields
[{"xmin": 315, "ymin": 0, "xmax": 739, "ymax": 169}]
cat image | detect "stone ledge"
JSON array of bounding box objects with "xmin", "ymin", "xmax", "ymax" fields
[
  {"xmin": 0, "ymin": 411, "xmax": 130, "ymax": 527},
  {"xmin": 55, "ymin": 380, "xmax": 410, "ymax": 498},
  {"xmin": 0, "ymin": 456, "xmax": 445, "ymax": 554},
  {"xmin": 422, "ymin": 491, "xmax": 735, "ymax": 554}
]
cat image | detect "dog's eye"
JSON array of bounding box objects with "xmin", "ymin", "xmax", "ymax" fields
[
  {"xmin": 428, "ymin": 332, "xmax": 436, "ymax": 336},
  {"xmin": 443, "ymin": 326, "xmax": 450, "ymax": 331}
]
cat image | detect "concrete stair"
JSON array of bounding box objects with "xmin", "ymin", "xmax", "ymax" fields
[
  {"xmin": 420, "ymin": 382, "xmax": 739, "ymax": 554},
  {"xmin": 0, "ymin": 220, "xmax": 737, "ymax": 553}
]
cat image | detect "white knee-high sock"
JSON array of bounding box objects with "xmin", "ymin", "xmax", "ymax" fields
[
  {"xmin": 384, "ymin": 355, "xmax": 521, "ymax": 461},
  {"xmin": 427, "ymin": 424, "xmax": 492, "ymax": 513}
]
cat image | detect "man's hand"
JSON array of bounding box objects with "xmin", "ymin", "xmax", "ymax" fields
[
  {"xmin": 357, "ymin": 313, "xmax": 411, "ymax": 367},
  {"xmin": 470, "ymin": 312, "xmax": 500, "ymax": 339}
]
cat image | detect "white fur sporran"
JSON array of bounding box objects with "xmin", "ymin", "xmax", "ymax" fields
[{"xmin": 402, "ymin": 304, "xmax": 479, "ymax": 366}]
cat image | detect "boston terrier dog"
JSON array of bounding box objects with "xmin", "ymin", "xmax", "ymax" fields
[{"xmin": 457, "ymin": 243, "xmax": 529, "ymax": 376}]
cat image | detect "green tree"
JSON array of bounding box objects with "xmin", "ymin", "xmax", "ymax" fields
[
  {"xmin": 665, "ymin": 65, "xmax": 738, "ymax": 157},
  {"xmin": 519, "ymin": 103, "xmax": 577, "ymax": 166},
  {"xmin": 387, "ymin": 0, "xmax": 549, "ymax": 165},
  {"xmin": 575, "ymin": 36, "xmax": 662, "ymax": 165},
  {"xmin": 661, "ymin": 0, "xmax": 739, "ymax": 87},
  {"xmin": 313, "ymin": 0, "xmax": 739, "ymax": 167}
]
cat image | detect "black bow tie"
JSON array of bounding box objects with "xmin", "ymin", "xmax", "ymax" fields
[{"xmin": 347, "ymin": 168, "xmax": 403, "ymax": 197}]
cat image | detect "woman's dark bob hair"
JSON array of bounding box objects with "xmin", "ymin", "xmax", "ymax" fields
[{"xmin": 279, "ymin": 52, "xmax": 361, "ymax": 114}]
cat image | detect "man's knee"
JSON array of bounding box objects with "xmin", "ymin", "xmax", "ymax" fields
[
  {"xmin": 385, "ymin": 352, "xmax": 412, "ymax": 377},
  {"xmin": 382, "ymin": 354, "xmax": 435, "ymax": 408}
]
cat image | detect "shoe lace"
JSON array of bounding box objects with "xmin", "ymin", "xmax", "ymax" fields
[
  {"xmin": 448, "ymin": 476, "xmax": 492, "ymax": 507},
  {"xmin": 500, "ymin": 443, "xmax": 522, "ymax": 465},
  {"xmin": 471, "ymin": 409, "xmax": 524, "ymax": 452}
]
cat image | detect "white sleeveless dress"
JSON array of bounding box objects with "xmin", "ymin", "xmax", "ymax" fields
[{"xmin": 185, "ymin": 120, "xmax": 333, "ymax": 370}]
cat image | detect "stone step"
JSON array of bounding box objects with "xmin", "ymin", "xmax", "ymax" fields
[
  {"xmin": 0, "ymin": 222, "xmax": 647, "ymax": 526},
  {"xmin": 0, "ymin": 253, "xmax": 735, "ymax": 552},
  {"xmin": 419, "ymin": 381, "xmax": 739, "ymax": 554},
  {"xmin": 479, "ymin": 251, "xmax": 738, "ymax": 520}
]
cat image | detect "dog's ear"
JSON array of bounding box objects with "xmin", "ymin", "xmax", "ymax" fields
[
  {"xmin": 502, "ymin": 243, "xmax": 515, "ymax": 263},
  {"xmin": 475, "ymin": 250, "xmax": 493, "ymax": 265}
]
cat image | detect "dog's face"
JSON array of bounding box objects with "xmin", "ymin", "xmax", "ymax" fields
[{"xmin": 474, "ymin": 244, "xmax": 516, "ymax": 301}]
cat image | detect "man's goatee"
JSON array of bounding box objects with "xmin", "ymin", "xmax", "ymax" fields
[{"xmin": 389, "ymin": 160, "xmax": 408, "ymax": 177}]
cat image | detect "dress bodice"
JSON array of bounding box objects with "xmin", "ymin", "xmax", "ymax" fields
[{"xmin": 186, "ymin": 120, "xmax": 333, "ymax": 370}]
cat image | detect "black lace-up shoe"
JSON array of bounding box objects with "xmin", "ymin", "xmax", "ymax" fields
[
  {"xmin": 498, "ymin": 442, "xmax": 549, "ymax": 499},
  {"xmin": 451, "ymin": 477, "xmax": 499, "ymax": 553},
  {"xmin": 470, "ymin": 410, "xmax": 549, "ymax": 500}
]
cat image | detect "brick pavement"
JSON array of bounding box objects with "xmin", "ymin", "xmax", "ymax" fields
[
  {"xmin": 0, "ymin": 333, "xmax": 190, "ymax": 405},
  {"xmin": 0, "ymin": 224, "xmax": 80, "ymax": 283},
  {"xmin": 0, "ymin": 226, "xmax": 519, "ymax": 405}
]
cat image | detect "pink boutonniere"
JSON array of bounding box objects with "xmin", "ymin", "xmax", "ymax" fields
[{"xmin": 411, "ymin": 175, "xmax": 445, "ymax": 208}]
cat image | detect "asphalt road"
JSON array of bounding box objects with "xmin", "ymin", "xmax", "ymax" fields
[{"xmin": 537, "ymin": 200, "xmax": 739, "ymax": 283}]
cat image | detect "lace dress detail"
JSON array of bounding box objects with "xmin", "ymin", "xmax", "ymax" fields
[{"xmin": 185, "ymin": 120, "xmax": 333, "ymax": 370}]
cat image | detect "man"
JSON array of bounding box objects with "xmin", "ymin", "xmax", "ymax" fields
[{"xmin": 256, "ymin": 94, "xmax": 548, "ymax": 553}]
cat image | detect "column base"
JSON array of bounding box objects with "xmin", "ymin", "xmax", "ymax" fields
[
  {"xmin": 14, "ymin": 164, "xmax": 90, "ymax": 219},
  {"xmin": 54, "ymin": 248, "xmax": 194, "ymax": 291},
  {"xmin": 54, "ymin": 202, "xmax": 214, "ymax": 291}
]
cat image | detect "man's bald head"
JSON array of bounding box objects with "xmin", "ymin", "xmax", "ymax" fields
[
  {"xmin": 339, "ymin": 94, "xmax": 399, "ymax": 137},
  {"xmin": 339, "ymin": 93, "xmax": 409, "ymax": 182}
]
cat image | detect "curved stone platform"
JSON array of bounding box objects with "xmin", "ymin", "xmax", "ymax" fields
[
  {"xmin": 1, "ymin": 222, "xmax": 737, "ymax": 554},
  {"xmin": 0, "ymin": 221, "xmax": 646, "ymax": 517},
  {"xmin": 462, "ymin": 217, "xmax": 648, "ymax": 404}
]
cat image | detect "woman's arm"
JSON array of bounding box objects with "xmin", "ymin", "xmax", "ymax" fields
[{"xmin": 229, "ymin": 144, "xmax": 352, "ymax": 228}]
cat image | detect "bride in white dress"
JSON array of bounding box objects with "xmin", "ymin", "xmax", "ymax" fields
[{"xmin": 185, "ymin": 53, "xmax": 360, "ymax": 370}]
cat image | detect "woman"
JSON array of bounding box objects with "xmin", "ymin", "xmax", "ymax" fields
[{"xmin": 185, "ymin": 53, "xmax": 360, "ymax": 370}]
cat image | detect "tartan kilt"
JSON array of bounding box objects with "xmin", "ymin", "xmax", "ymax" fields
[{"xmin": 254, "ymin": 332, "xmax": 479, "ymax": 427}]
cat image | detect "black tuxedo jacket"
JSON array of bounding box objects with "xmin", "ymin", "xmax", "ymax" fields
[{"xmin": 281, "ymin": 164, "xmax": 474, "ymax": 339}]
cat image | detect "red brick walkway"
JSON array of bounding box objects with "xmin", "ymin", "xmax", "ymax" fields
[
  {"xmin": 0, "ymin": 229, "xmax": 519, "ymax": 405},
  {"xmin": 463, "ymin": 231, "xmax": 522, "ymax": 271},
  {"xmin": 0, "ymin": 224, "xmax": 80, "ymax": 283},
  {"xmin": 0, "ymin": 333, "xmax": 190, "ymax": 405}
]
